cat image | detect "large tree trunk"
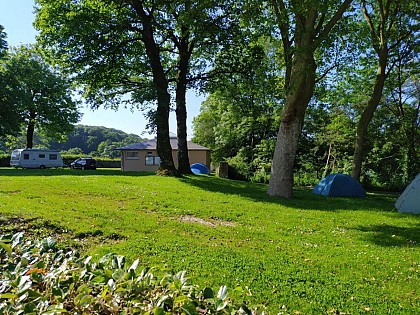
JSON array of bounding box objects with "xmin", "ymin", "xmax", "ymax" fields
[
  {"xmin": 175, "ymin": 28, "xmax": 193, "ymax": 174},
  {"xmin": 351, "ymin": 52, "xmax": 388, "ymax": 182},
  {"xmin": 268, "ymin": 0, "xmax": 352, "ymax": 198},
  {"xmin": 176, "ymin": 88, "xmax": 192, "ymax": 174},
  {"xmin": 130, "ymin": 1, "xmax": 178, "ymax": 175},
  {"xmin": 155, "ymin": 88, "xmax": 178, "ymax": 176},
  {"xmin": 268, "ymin": 51, "xmax": 316, "ymax": 198}
]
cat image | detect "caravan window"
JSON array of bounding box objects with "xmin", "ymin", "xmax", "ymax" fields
[
  {"xmin": 23, "ymin": 154, "xmax": 30, "ymax": 160},
  {"xmin": 39, "ymin": 154, "xmax": 46, "ymax": 158},
  {"xmin": 49, "ymin": 154, "xmax": 58, "ymax": 160}
]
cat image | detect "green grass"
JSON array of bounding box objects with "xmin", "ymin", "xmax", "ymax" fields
[{"xmin": 1, "ymin": 168, "xmax": 419, "ymax": 314}]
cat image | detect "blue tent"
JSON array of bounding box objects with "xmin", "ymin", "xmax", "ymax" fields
[
  {"xmin": 312, "ymin": 173, "xmax": 366, "ymax": 197},
  {"xmin": 190, "ymin": 163, "xmax": 210, "ymax": 175}
]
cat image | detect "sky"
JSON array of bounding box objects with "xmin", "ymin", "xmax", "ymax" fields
[{"xmin": 0, "ymin": 0, "xmax": 205, "ymax": 138}]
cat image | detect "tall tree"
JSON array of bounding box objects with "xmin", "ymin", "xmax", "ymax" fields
[
  {"xmin": 2, "ymin": 46, "xmax": 80, "ymax": 148},
  {"xmin": 351, "ymin": 0, "xmax": 419, "ymax": 181},
  {"xmin": 0, "ymin": 25, "xmax": 20, "ymax": 138},
  {"xmin": 267, "ymin": 0, "xmax": 353, "ymax": 198},
  {"xmin": 164, "ymin": 1, "xmax": 237, "ymax": 174},
  {"xmin": 35, "ymin": 0, "xmax": 236, "ymax": 175}
]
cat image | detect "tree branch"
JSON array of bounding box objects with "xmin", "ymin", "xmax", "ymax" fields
[{"xmin": 316, "ymin": 0, "xmax": 353, "ymax": 47}]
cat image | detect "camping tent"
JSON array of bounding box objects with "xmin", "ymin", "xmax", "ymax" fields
[
  {"xmin": 190, "ymin": 163, "xmax": 210, "ymax": 175},
  {"xmin": 395, "ymin": 173, "xmax": 420, "ymax": 214},
  {"xmin": 312, "ymin": 173, "xmax": 366, "ymax": 197}
]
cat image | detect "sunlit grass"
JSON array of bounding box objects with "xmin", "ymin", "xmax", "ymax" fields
[{"xmin": 0, "ymin": 168, "xmax": 419, "ymax": 314}]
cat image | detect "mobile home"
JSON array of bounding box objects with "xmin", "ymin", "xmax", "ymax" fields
[{"xmin": 10, "ymin": 148, "xmax": 64, "ymax": 169}]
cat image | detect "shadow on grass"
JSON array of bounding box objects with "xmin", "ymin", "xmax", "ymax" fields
[
  {"xmin": 178, "ymin": 175, "xmax": 399, "ymax": 212},
  {"xmin": 353, "ymin": 223, "xmax": 420, "ymax": 247},
  {"xmin": 0, "ymin": 168, "xmax": 155, "ymax": 177}
]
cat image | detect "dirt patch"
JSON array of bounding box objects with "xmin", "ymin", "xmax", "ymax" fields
[{"xmin": 179, "ymin": 215, "xmax": 236, "ymax": 227}]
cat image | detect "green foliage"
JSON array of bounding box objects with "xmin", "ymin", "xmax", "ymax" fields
[
  {"xmin": 0, "ymin": 25, "xmax": 7, "ymax": 60},
  {"xmin": 0, "ymin": 232, "xmax": 260, "ymax": 314},
  {"xmin": 1, "ymin": 46, "xmax": 81, "ymax": 146},
  {"xmin": 193, "ymin": 39, "xmax": 281, "ymax": 182}
]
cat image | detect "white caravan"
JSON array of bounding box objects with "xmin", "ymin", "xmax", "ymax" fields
[{"xmin": 10, "ymin": 148, "xmax": 64, "ymax": 169}]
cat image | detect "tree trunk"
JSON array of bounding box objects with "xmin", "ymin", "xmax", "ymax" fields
[
  {"xmin": 268, "ymin": 51, "xmax": 316, "ymax": 198},
  {"xmin": 155, "ymin": 88, "xmax": 178, "ymax": 176},
  {"xmin": 175, "ymin": 28, "xmax": 193, "ymax": 174},
  {"xmin": 176, "ymin": 88, "xmax": 192, "ymax": 174},
  {"xmin": 130, "ymin": 1, "xmax": 178, "ymax": 176},
  {"xmin": 26, "ymin": 121, "xmax": 35, "ymax": 149},
  {"xmin": 26, "ymin": 110, "xmax": 37, "ymax": 148},
  {"xmin": 351, "ymin": 53, "xmax": 388, "ymax": 182}
]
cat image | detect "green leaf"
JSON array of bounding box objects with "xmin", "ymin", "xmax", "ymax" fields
[
  {"xmin": 0, "ymin": 293, "xmax": 15, "ymax": 299},
  {"xmin": 129, "ymin": 258, "xmax": 139, "ymax": 272},
  {"xmin": 91, "ymin": 275, "xmax": 106, "ymax": 283},
  {"xmin": 0, "ymin": 242, "xmax": 12, "ymax": 254},
  {"xmin": 217, "ymin": 285, "xmax": 228, "ymax": 300},
  {"xmin": 153, "ymin": 307, "xmax": 165, "ymax": 315},
  {"xmin": 79, "ymin": 294, "xmax": 94, "ymax": 308},
  {"xmin": 12, "ymin": 232, "xmax": 24, "ymax": 249},
  {"xmin": 24, "ymin": 302, "xmax": 37, "ymax": 313},
  {"xmin": 41, "ymin": 237, "xmax": 57, "ymax": 250},
  {"xmin": 216, "ymin": 300, "xmax": 228, "ymax": 311},
  {"xmin": 182, "ymin": 300, "xmax": 199, "ymax": 315},
  {"xmin": 203, "ymin": 287, "xmax": 214, "ymax": 299}
]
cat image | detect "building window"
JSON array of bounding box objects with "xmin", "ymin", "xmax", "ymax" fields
[
  {"xmin": 39, "ymin": 154, "xmax": 46, "ymax": 159},
  {"xmin": 145, "ymin": 156, "xmax": 160, "ymax": 166},
  {"xmin": 126, "ymin": 151, "xmax": 139, "ymax": 160},
  {"xmin": 49, "ymin": 154, "xmax": 58, "ymax": 160},
  {"xmin": 23, "ymin": 154, "xmax": 30, "ymax": 160}
]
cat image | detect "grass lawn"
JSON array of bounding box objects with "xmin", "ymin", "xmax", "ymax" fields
[{"xmin": 0, "ymin": 168, "xmax": 419, "ymax": 314}]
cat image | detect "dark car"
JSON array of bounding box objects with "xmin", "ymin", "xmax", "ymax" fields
[{"xmin": 70, "ymin": 157, "xmax": 97, "ymax": 170}]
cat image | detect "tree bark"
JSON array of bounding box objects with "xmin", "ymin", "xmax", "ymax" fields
[
  {"xmin": 176, "ymin": 87, "xmax": 192, "ymax": 174},
  {"xmin": 268, "ymin": 0, "xmax": 353, "ymax": 198},
  {"xmin": 129, "ymin": 0, "xmax": 178, "ymax": 176},
  {"xmin": 25, "ymin": 110, "xmax": 37, "ymax": 149},
  {"xmin": 26, "ymin": 121, "xmax": 35, "ymax": 149},
  {"xmin": 351, "ymin": 59, "xmax": 387, "ymax": 181},
  {"xmin": 175, "ymin": 26, "xmax": 193, "ymax": 174},
  {"xmin": 268, "ymin": 50, "xmax": 316, "ymax": 198}
]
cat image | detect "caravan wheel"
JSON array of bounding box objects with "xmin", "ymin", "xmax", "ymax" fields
[{"xmin": 40, "ymin": 165, "xmax": 46, "ymax": 169}]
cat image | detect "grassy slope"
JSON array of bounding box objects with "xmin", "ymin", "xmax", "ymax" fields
[{"xmin": 0, "ymin": 168, "xmax": 419, "ymax": 314}]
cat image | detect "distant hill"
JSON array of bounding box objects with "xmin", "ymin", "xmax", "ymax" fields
[
  {"xmin": 49, "ymin": 125, "xmax": 148, "ymax": 156},
  {"xmin": 0, "ymin": 125, "xmax": 148, "ymax": 157}
]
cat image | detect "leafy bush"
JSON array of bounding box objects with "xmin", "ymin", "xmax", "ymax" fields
[
  {"xmin": 0, "ymin": 233, "xmax": 262, "ymax": 314},
  {"xmin": 0, "ymin": 154, "xmax": 9, "ymax": 167}
]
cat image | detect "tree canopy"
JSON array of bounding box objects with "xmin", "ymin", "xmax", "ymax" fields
[
  {"xmin": 35, "ymin": 0, "xmax": 240, "ymax": 175},
  {"xmin": 1, "ymin": 46, "xmax": 81, "ymax": 148},
  {"xmin": 31, "ymin": 0, "xmax": 419, "ymax": 192}
]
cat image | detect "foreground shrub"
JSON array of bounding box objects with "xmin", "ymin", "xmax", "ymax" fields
[{"xmin": 0, "ymin": 233, "xmax": 262, "ymax": 314}]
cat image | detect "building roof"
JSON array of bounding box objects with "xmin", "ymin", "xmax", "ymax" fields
[{"xmin": 116, "ymin": 138, "xmax": 210, "ymax": 151}]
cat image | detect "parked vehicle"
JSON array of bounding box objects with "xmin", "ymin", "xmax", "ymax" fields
[
  {"xmin": 10, "ymin": 148, "xmax": 64, "ymax": 169},
  {"xmin": 70, "ymin": 157, "xmax": 97, "ymax": 170}
]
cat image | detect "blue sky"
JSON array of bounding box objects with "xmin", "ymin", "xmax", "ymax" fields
[{"xmin": 0, "ymin": 0, "xmax": 204, "ymax": 138}]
